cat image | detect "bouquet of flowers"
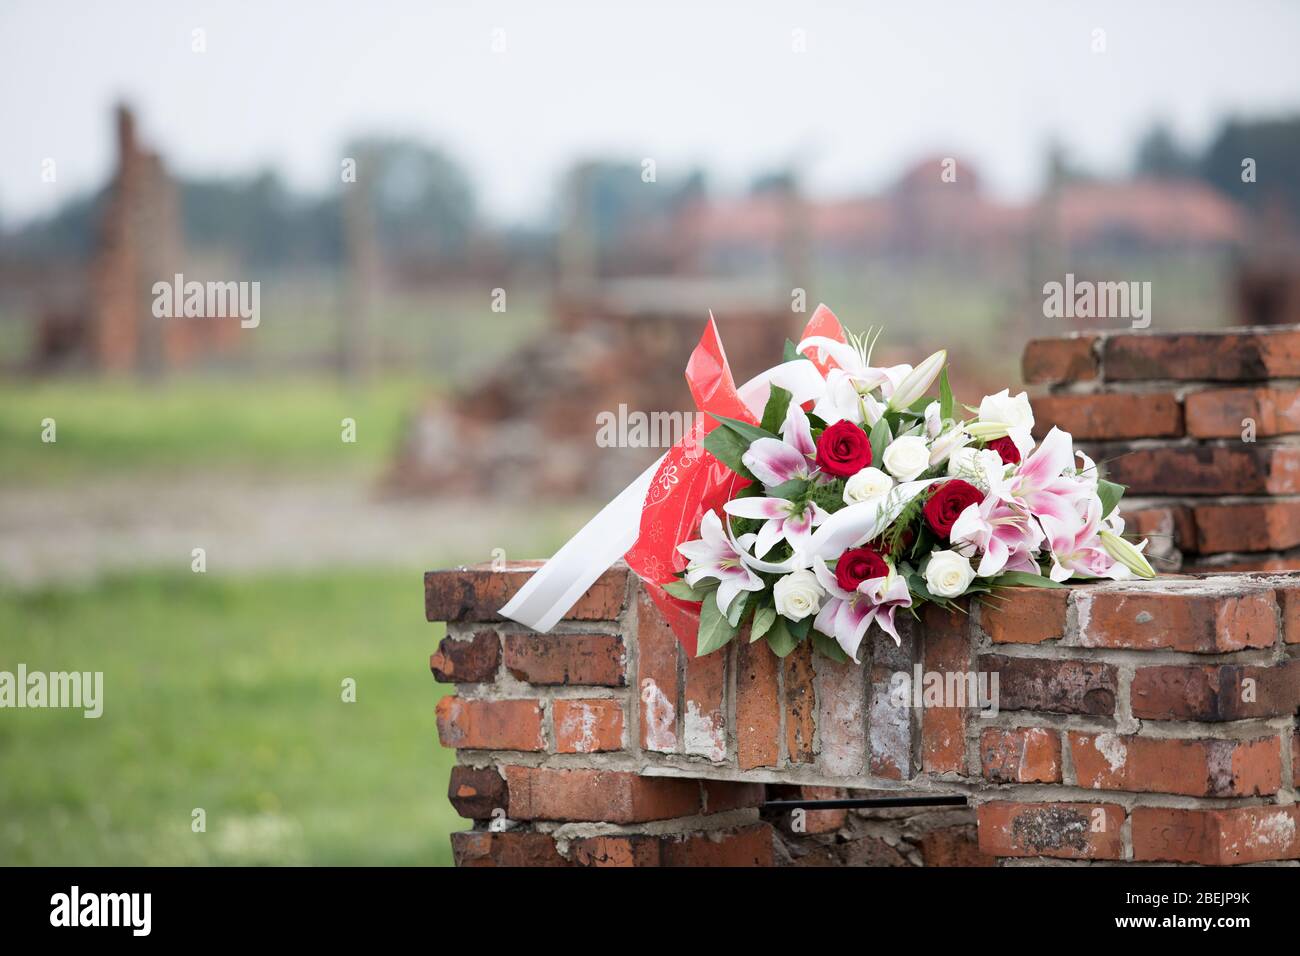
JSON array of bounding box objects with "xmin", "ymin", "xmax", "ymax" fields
[{"xmin": 663, "ymin": 322, "xmax": 1155, "ymax": 664}]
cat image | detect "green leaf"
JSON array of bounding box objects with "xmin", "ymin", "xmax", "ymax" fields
[
  {"xmin": 710, "ymin": 413, "xmax": 779, "ymax": 446},
  {"xmin": 869, "ymin": 417, "xmax": 892, "ymax": 465},
  {"xmin": 702, "ymin": 427, "xmax": 756, "ymax": 480},
  {"xmin": 760, "ymin": 385, "xmax": 793, "ymax": 436},
  {"xmin": 750, "ymin": 604, "xmax": 777, "ymax": 643},
  {"xmin": 989, "ymin": 571, "xmax": 1066, "ymax": 589},
  {"xmin": 1097, "ymin": 478, "xmax": 1125, "ymax": 519},
  {"xmin": 726, "ymin": 589, "xmax": 750, "ymax": 627},
  {"xmin": 696, "ymin": 590, "xmax": 740, "ymax": 657},
  {"xmin": 787, "ymin": 615, "xmax": 812, "ymax": 640},
  {"xmin": 765, "ymin": 617, "xmax": 800, "ymax": 657},
  {"xmin": 783, "ymin": 339, "xmax": 809, "ymax": 363},
  {"xmin": 767, "ymin": 478, "xmax": 808, "ymax": 501},
  {"xmin": 811, "ymin": 630, "xmax": 850, "ymax": 663},
  {"xmin": 939, "ymin": 367, "xmax": 955, "ymax": 424},
  {"xmin": 662, "ymin": 579, "xmax": 707, "ymax": 602}
]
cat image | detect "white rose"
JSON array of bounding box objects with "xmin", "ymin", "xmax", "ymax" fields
[
  {"xmin": 773, "ymin": 569, "xmax": 824, "ymax": 622},
  {"xmin": 947, "ymin": 445, "xmax": 979, "ymax": 477},
  {"xmin": 843, "ymin": 466, "xmax": 894, "ymax": 505},
  {"xmin": 948, "ymin": 447, "xmax": 1004, "ymax": 482},
  {"xmin": 978, "ymin": 389, "xmax": 1034, "ymax": 433},
  {"xmin": 925, "ymin": 550, "xmax": 976, "ymax": 598},
  {"xmin": 881, "ymin": 434, "xmax": 931, "ymax": 481}
]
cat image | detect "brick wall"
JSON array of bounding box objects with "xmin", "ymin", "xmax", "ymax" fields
[
  {"xmin": 427, "ymin": 562, "xmax": 1300, "ymax": 866},
  {"xmin": 1025, "ymin": 326, "xmax": 1300, "ymax": 573}
]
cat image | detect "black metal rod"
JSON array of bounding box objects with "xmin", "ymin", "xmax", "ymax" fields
[{"xmin": 762, "ymin": 795, "xmax": 968, "ymax": 811}]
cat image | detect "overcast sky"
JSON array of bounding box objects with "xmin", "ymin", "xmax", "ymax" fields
[{"xmin": 3, "ymin": 0, "xmax": 1299, "ymax": 227}]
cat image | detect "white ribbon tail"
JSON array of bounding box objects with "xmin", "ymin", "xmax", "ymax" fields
[{"xmin": 498, "ymin": 358, "xmax": 828, "ymax": 632}]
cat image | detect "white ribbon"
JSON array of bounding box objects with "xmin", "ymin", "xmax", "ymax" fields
[{"xmin": 499, "ymin": 359, "xmax": 828, "ymax": 632}]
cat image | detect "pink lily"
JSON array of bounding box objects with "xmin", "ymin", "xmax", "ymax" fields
[
  {"xmin": 949, "ymin": 491, "xmax": 1045, "ymax": 577},
  {"xmin": 723, "ymin": 496, "xmax": 830, "ymax": 558},
  {"xmin": 1044, "ymin": 496, "xmax": 1129, "ymax": 582},
  {"xmin": 1006, "ymin": 427, "xmax": 1091, "ymax": 544},
  {"xmin": 676, "ymin": 510, "xmax": 766, "ymax": 614},
  {"xmin": 810, "ymin": 557, "xmax": 913, "ymax": 661},
  {"xmin": 742, "ymin": 402, "xmax": 819, "ymax": 486}
]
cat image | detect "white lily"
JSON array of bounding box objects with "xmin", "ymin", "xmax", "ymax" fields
[{"xmin": 887, "ymin": 349, "xmax": 947, "ymax": 411}]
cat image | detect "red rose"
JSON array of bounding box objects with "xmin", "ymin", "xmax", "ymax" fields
[
  {"xmin": 816, "ymin": 420, "xmax": 872, "ymax": 477},
  {"xmin": 986, "ymin": 436, "xmax": 1021, "ymax": 465},
  {"xmin": 923, "ymin": 479, "xmax": 983, "ymax": 541},
  {"xmin": 835, "ymin": 546, "xmax": 888, "ymax": 591}
]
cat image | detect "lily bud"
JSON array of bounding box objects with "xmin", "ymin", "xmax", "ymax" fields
[
  {"xmin": 966, "ymin": 421, "xmax": 1010, "ymax": 441},
  {"xmin": 928, "ymin": 426, "xmax": 969, "ymax": 466},
  {"xmin": 887, "ymin": 350, "xmax": 947, "ymax": 411},
  {"xmin": 1099, "ymin": 530, "xmax": 1156, "ymax": 579}
]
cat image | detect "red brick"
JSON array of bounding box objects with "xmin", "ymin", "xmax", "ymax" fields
[
  {"xmin": 1194, "ymin": 502, "xmax": 1300, "ymax": 554},
  {"xmin": 815, "ymin": 649, "xmax": 867, "ymax": 777},
  {"xmin": 767, "ymin": 784, "xmax": 847, "ymax": 834},
  {"xmin": 736, "ymin": 637, "xmax": 780, "ymax": 770},
  {"xmin": 503, "ymin": 766, "xmax": 700, "ymax": 823},
  {"xmin": 1069, "ymin": 732, "xmax": 1282, "ymax": 797},
  {"xmin": 1131, "ymin": 805, "xmax": 1300, "ymax": 864},
  {"xmin": 1130, "ymin": 660, "xmax": 1300, "ymax": 721},
  {"xmin": 451, "ymin": 830, "xmax": 571, "ymax": 867},
  {"xmin": 568, "ymin": 834, "xmax": 660, "ymax": 867},
  {"xmin": 980, "ymin": 588, "xmax": 1069, "ymax": 644},
  {"xmin": 977, "ymin": 801, "xmax": 1124, "ymax": 860},
  {"xmin": 1187, "ymin": 553, "xmax": 1300, "ymax": 572},
  {"xmin": 660, "ymin": 823, "xmax": 775, "ymax": 866},
  {"xmin": 783, "ymin": 640, "xmax": 817, "ymax": 764},
  {"xmin": 430, "ymin": 630, "xmax": 501, "ymax": 683},
  {"xmin": 869, "ymin": 628, "xmax": 916, "ymax": 780},
  {"xmin": 979, "ymin": 727, "xmax": 1061, "ymax": 783},
  {"xmin": 552, "ymin": 698, "xmax": 624, "ymax": 753},
  {"xmin": 1294, "ymin": 732, "xmax": 1300, "ymax": 787},
  {"xmin": 1104, "ymin": 445, "xmax": 1300, "ymax": 496},
  {"xmin": 981, "ymin": 655, "xmax": 1117, "ymax": 716},
  {"xmin": 425, "ymin": 562, "xmax": 627, "ymax": 623},
  {"xmin": 435, "ymin": 696, "xmax": 544, "ymax": 751},
  {"xmin": 1030, "ymin": 392, "xmax": 1182, "ymax": 441},
  {"xmin": 502, "ymin": 632, "xmax": 625, "ymax": 686},
  {"xmin": 921, "ymin": 604, "xmax": 971, "ymax": 774},
  {"xmin": 700, "ymin": 780, "xmax": 766, "ymax": 814},
  {"xmin": 683, "ymin": 644, "xmax": 727, "ymax": 761},
  {"xmin": 637, "ymin": 590, "xmax": 679, "ymax": 753},
  {"xmin": 1185, "ymin": 386, "xmax": 1300, "ymax": 438},
  {"xmin": 1076, "ymin": 588, "xmax": 1277, "ymax": 652},
  {"xmin": 1124, "ymin": 505, "xmax": 1195, "ymax": 556},
  {"xmin": 1279, "ymin": 586, "xmax": 1300, "ymax": 644},
  {"xmin": 1103, "ymin": 329, "xmax": 1300, "ymax": 382},
  {"xmin": 1022, "ymin": 336, "xmax": 1098, "ymax": 385},
  {"xmin": 447, "ymin": 765, "xmax": 508, "ymax": 819},
  {"xmin": 919, "ymin": 825, "xmax": 997, "ymax": 867}
]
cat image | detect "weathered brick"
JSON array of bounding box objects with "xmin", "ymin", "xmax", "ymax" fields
[
  {"xmin": 1194, "ymin": 501, "xmax": 1300, "ymax": 554},
  {"xmin": 768, "ymin": 784, "xmax": 848, "ymax": 834},
  {"xmin": 552, "ymin": 698, "xmax": 624, "ymax": 753},
  {"xmin": 683, "ymin": 644, "xmax": 727, "ymax": 761},
  {"xmin": 1131, "ymin": 805, "xmax": 1300, "ymax": 864},
  {"xmin": 815, "ymin": 649, "xmax": 867, "ymax": 777},
  {"xmin": 425, "ymin": 562, "xmax": 627, "ymax": 623},
  {"xmin": 430, "ymin": 630, "xmax": 500, "ymax": 683},
  {"xmin": 1075, "ymin": 588, "xmax": 1277, "ymax": 652},
  {"xmin": 981, "ymin": 655, "xmax": 1118, "ymax": 716},
  {"xmin": 1294, "ymin": 732, "xmax": 1300, "ymax": 787},
  {"xmin": 1022, "ymin": 336, "xmax": 1098, "ymax": 385},
  {"xmin": 451, "ymin": 830, "xmax": 570, "ymax": 867},
  {"xmin": 567, "ymin": 834, "xmax": 660, "ymax": 867},
  {"xmin": 869, "ymin": 627, "xmax": 916, "ymax": 780},
  {"xmin": 447, "ymin": 765, "xmax": 508, "ymax": 819},
  {"xmin": 1278, "ymin": 585, "xmax": 1300, "ymax": 644},
  {"xmin": 919, "ymin": 825, "xmax": 997, "ymax": 867},
  {"xmin": 1030, "ymin": 392, "xmax": 1182, "ymax": 441},
  {"xmin": 660, "ymin": 824, "xmax": 776, "ymax": 866},
  {"xmin": 783, "ymin": 640, "xmax": 817, "ymax": 764},
  {"xmin": 1124, "ymin": 505, "xmax": 1195, "ymax": 558},
  {"xmin": 1185, "ymin": 386, "xmax": 1300, "ymax": 438},
  {"xmin": 1104, "ymin": 445, "xmax": 1300, "ymax": 496},
  {"xmin": 1103, "ymin": 329, "xmax": 1300, "ymax": 382},
  {"xmin": 701, "ymin": 780, "xmax": 766, "ymax": 814},
  {"xmin": 637, "ymin": 590, "xmax": 679, "ymax": 753},
  {"xmin": 1187, "ymin": 552, "xmax": 1300, "ymax": 573},
  {"xmin": 435, "ymin": 696, "xmax": 544, "ymax": 751},
  {"xmin": 1130, "ymin": 659, "xmax": 1300, "ymax": 721},
  {"xmin": 977, "ymin": 802, "xmax": 1124, "ymax": 860},
  {"xmin": 504, "ymin": 766, "xmax": 700, "ymax": 823},
  {"xmin": 736, "ymin": 637, "xmax": 780, "ymax": 770},
  {"xmin": 979, "ymin": 727, "xmax": 1062, "ymax": 784},
  {"xmin": 1068, "ymin": 732, "xmax": 1282, "ymax": 797},
  {"xmin": 921, "ymin": 604, "xmax": 971, "ymax": 774},
  {"xmin": 502, "ymin": 632, "xmax": 625, "ymax": 686},
  {"xmin": 980, "ymin": 588, "xmax": 1069, "ymax": 644}
]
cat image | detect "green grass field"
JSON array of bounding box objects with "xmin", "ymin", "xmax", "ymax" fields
[{"xmin": 0, "ymin": 569, "xmax": 461, "ymax": 866}]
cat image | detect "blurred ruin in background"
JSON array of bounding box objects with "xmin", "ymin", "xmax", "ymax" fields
[{"xmin": 3, "ymin": 105, "xmax": 1300, "ymax": 500}]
